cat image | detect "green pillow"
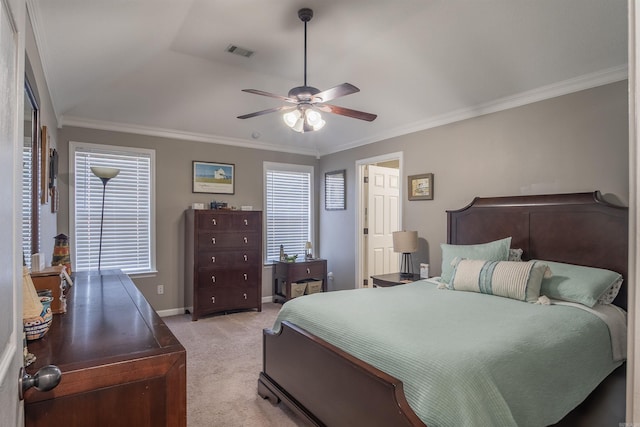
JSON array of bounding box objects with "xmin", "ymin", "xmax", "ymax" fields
[
  {"xmin": 440, "ymin": 237, "xmax": 512, "ymax": 284},
  {"xmin": 534, "ymin": 260, "xmax": 623, "ymax": 307}
]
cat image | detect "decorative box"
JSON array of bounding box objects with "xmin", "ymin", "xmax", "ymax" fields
[
  {"xmin": 305, "ymin": 280, "xmax": 323, "ymax": 295},
  {"xmin": 30, "ymin": 265, "xmax": 69, "ymax": 314}
]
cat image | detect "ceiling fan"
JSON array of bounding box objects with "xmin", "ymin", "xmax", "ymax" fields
[{"xmin": 237, "ymin": 7, "xmax": 377, "ymax": 133}]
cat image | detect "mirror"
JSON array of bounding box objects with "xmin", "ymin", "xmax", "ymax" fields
[
  {"xmin": 325, "ymin": 169, "xmax": 346, "ymax": 210},
  {"xmin": 23, "ymin": 77, "xmax": 39, "ymax": 266}
]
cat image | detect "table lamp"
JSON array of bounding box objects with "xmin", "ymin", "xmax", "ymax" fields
[{"xmin": 393, "ymin": 230, "xmax": 418, "ymax": 278}]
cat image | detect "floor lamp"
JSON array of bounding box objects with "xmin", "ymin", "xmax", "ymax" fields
[
  {"xmin": 91, "ymin": 167, "xmax": 120, "ymax": 271},
  {"xmin": 393, "ymin": 230, "xmax": 418, "ymax": 278}
]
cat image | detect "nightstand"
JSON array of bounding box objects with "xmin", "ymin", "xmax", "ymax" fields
[{"xmin": 370, "ymin": 272, "xmax": 422, "ymax": 287}]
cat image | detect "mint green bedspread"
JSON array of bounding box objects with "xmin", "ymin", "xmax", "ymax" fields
[{"xmin": 272, "ymin": 280, "xmax": 621, "ymax": 427}]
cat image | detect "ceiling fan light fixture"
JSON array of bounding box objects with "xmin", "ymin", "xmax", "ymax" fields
[
  {"xmin": 283, "ymin": 107, "xmax": 325, "ymax": 133},
  {"xmin": 305, "ymin": 109, "xmax": 325, "ymax": 130},
  {"xmin": 283, "ymin": 109, "xmax": 301, "ymax": 127}
]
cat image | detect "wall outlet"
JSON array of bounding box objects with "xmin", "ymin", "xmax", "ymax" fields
[{"xmin": 157, "ymin": 284, "xmax": 164, "ymax": 295}]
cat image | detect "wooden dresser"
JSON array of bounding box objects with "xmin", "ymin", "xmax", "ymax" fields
[
  {"xmin": 185, "ymin": 209, "xmax": 262, "ymax": 320},
  {"xmin": 24, "ymin": 270, "xmax": 186, "ymax": 427}
]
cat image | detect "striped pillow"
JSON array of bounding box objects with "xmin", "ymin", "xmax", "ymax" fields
[{"xmin": 448, "ymin": 260, "xmax": 551, "ymax": 302}]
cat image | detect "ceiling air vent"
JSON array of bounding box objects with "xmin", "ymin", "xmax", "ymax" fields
[{"xmin": 226, "ymin": 44, "xmax": 254, "ymax": 58}]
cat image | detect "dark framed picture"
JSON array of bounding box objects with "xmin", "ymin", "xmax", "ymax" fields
[
  {"xmin": 408, "ymin": 173, "xmax": 434, "ymax": 200},
  {"xmin": 192, "ymin": 161, "xmax": 235, "ymax": 194},
  {"xmin": 325, "ymin": 169, "xmax": 346, "ymax": 210}
]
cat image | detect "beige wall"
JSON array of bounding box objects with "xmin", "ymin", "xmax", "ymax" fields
[
  {"xmin": 56, "ymin": 127, "xmax": 318, "ymax": 311},
  {"xmin": 319, "ymin": 81, "xmax": 629, "ymax": 290},
  {"xmin": 53, "ymin": 81, "xmax": 628, "ymax": 311}
]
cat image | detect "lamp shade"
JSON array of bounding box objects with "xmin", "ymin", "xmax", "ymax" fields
[
  {"xmin": 392, "ymin": 231, "xmax": 418, "ymax": 253},
  {"xmin": 91, "ymin": 166, "xmax": 120, "ymax": 180}
]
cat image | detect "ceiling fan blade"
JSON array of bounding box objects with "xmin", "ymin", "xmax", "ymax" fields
[
  {"xmin": 317, "ymin": 104, "xmax": 377, "ymax": 122},
  {"xmin": 311, "ymin": 83, "xmax": 360, "ymax": 103},
  {"xmin": 241, "ymin": 89, "xmax": 298, "ymax": 104},
  {"xmin": 237, "ymin": 105, "xmax": 295, "ymax": 119}
]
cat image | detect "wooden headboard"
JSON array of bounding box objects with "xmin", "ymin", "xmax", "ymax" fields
[{"xmin": 447, "ymin": 192, "xmax": 628, "ymax": 309}]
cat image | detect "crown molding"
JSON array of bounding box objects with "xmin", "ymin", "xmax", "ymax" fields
[
  {"xmin": 61, "ymin": 116, "xmax": 319, "ymax": 157},
  {"xmin": 62, "ymin": 65, "xmax": 627, "ymax": 158},
  {"xmin": 322, "ymin": 65, "xmax": 628, "ymax": 156}
]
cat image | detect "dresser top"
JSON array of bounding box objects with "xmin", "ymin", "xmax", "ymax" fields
[{"xmin": 26, "ymin": 270, "xmax": 184, "ymax": 373}]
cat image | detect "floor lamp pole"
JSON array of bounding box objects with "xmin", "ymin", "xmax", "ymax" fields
[
  {"xmin": 91, "ymin": 167, "xmax": 120, "ymax": 272},
  {"xmin": 98, "ymin": 178, "xmax": 108, "ymax": 271}
]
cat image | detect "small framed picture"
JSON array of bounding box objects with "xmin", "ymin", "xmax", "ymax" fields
[
  {"xmin": 325, "ymin": 169, "xmax": 346, "ymax": 210},
  {"xmin": 408, "ymin": 173, "xmax": 434, "ymax": 201},
  {"xmin": 192, "ymin": 161, "xmax": 235, "ymax": 194}
]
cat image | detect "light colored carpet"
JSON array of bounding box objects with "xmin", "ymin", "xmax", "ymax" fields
[{"xmin": 164, "ymin": 303, "xmax": 304, "ymax": 427}]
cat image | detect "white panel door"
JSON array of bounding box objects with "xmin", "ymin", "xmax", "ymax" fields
[
  {"xmin": 0, "ymin": 0, "xmax": 24, "ymax": 423},
  {"xmin": 366, "ymin": 165, "xmax": 400, "ymax": 279}
]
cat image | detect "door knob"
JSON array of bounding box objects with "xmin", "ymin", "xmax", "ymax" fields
[{"xmin": 19, "ymin": 365, "xmax": 61, "ymax": 400}]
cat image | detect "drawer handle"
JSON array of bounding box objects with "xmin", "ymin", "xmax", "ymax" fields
[
  {"xmin": 211, "ymin": 296, "xmax": 215, "ymax": 304},
  {"xmin": 306, "ymin": 268, "xmax": 311, "ymax": 274},
  {"xmin": 211, "ymin": 256, "xmax": 216, "ymax": 263},
  {"xmin": 211, "ymin": 275, "xmax": 216, "ymax": 283},
  {"xmin": 211, "ymin": 237, "xmax": 216, "ymax": 244},
  {"xmin": 244, "ymin": 219, "xmax": 248, "ymax": 226},
  {"xmin": 212, "ymin": 218, "xmax": 217, "ymax": 225},
  {"xmin": 243, "ymin": 254, "xmax": 248, "ymax": 262},
  {"xmin": 244, "ymin": 273, "xmax": 248, "ymax": 280},
  {"xmin": 243, "ymin": 236, "xmax": 248, "ymax": 244},
  {"xmin": 243, "ymin": 293, "xmax": 247, "ymax": 300}
]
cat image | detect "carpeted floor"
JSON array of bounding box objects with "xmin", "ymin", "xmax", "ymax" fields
[{"xmin": 164, "ymin": 303, "xmax": 304, "ymax": 427}]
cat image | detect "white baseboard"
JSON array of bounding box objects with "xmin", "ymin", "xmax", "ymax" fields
[
  {"xmin": 156, "ymin": 298, "xmax": 276, "ymax": 318},
  {"xmin": 156, "ymin": 308, "xmax": 186, "ymax": 318}
]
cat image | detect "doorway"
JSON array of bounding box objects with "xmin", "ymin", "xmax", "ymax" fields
[{"xmin": 355, "ymin": 152, "xmax": 403, "ymax": 288}]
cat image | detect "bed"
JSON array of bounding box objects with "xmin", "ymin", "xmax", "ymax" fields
[{"xmin": 258, "ymin": 192, "xmax": 628, "ymax": 426}]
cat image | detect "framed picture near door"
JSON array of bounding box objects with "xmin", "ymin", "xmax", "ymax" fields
[{"xmin": 408, "ymin": 173, "xmax": 434, "ymax": 200}]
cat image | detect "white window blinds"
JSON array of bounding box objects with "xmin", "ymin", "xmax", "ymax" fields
[
  {"xmin": 72, "ymin": 142, "xmax": 155, "ymax": 274},
  {"xmin": 264, "ymin": 163, "xmax": 313, "ymax": 263},
  {"xmin": 22, "ymin": 139, "xmax": 33, "ymax": 267}
]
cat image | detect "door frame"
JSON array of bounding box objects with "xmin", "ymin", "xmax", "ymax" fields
[
  {"xmin": 1, "ymin": 0, "xmax": 26, "ymax": 424},
  {"xmin": 355, "ymin": 152, "xmax": 403, "ymax": 289}
]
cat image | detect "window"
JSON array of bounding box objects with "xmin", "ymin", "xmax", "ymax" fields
[
  {"xmin": 22, "ymin": 78, "xmax": 39, "ymax": 268},
  {"xmin": 264, "ymin": 162, "xmax": 314, "ymax": 263},
  {"xmin": 71, "ymin": 142, "xmax": 155, "ymax": 274}
]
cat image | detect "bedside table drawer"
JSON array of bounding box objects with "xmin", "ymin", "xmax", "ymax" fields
[{"xmin": 288, "ymin": 262, "xmax": 326, "ymax": 280}]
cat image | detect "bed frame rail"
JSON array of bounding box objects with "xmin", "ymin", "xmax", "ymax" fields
[{"xmin": 259, "ymin": 321, "xmax": 425, "ymax": 427}]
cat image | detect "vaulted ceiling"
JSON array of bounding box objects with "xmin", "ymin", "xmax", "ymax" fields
[{"xmin": 28, "ymin": 0, "xmax": 627, "ymax": 157}]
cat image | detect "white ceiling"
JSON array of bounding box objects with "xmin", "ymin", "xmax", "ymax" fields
[{"xmin": 28, "ymin": 0, "xmax": 628, "ymax": 157}]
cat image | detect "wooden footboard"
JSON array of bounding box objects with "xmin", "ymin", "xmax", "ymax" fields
[{"xmin": 259, "ymin": 321, "xmax": 425, "ymax": 427}]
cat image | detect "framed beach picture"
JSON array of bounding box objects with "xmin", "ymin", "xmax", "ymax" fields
[
  {"xmin": 408, "ymin": 173, "xmax": 434, "ymax": 200},
  {"xmin": 193, "ymin": 161, "xmax": 235, "ymax": 194}
]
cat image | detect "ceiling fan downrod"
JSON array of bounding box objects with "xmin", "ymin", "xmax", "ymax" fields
[{"xmin": 298, "ymin": 8, "xmax": 313, "ymax": 89}]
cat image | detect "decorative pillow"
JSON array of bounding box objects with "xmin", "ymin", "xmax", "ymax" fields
[
  {"xmin": 448, "ymin": 259, "xmax": 551, "ymax": 302},
  {"xmin": 440, "ymin": 237, "xmax": 512, "ymax": 284},
  {"xmin": 534, "ymin": 260, "xmax": 623, "ymax": 307},
  {"xmin": 598, "ymin": 278, "xmax": 623, "ymax": 305},
  {"xmin": 508, "ymin": 248, "xmax": 523, "ymax": 262}
]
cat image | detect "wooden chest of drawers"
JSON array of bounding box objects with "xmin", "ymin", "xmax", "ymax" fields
[{"xmin": 185, "ymin": 209, "xmax": 262, "ymax": 320}]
